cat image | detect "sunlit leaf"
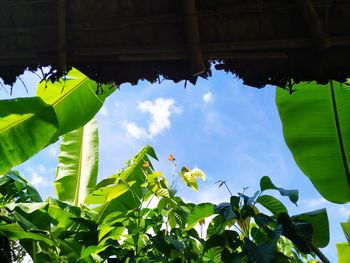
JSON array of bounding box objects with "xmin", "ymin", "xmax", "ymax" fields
[
  {"xmin": 276, "ymin": 80, "xmax": 350, "ymax": 203},
  {"xmin": 55, "ymin": 118, "xmax": 99, "ymax": 205},
  {"xmin": 337, "ymin": 242, "xmax": 350, "ymax": 262},
  {"xmin": 186, "ymin": 203, "xmax": 215, "ymax": 230},
  {"xmin": 37, "ymin": 68, "xmax": 116, "ymax": 134}
]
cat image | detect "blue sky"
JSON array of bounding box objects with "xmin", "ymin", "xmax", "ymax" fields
[{"xmin": 2, "ymin": 69, "xmax": 350, "ymax": 261}]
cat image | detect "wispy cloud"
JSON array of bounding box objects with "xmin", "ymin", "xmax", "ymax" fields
[
  {"xmin": 31, "ymin": 172, "xmax": 49, "ymax": 188},
  {"xmin": 46, "ymin": 144, "xmax": 59, "ymax": 159},
  {"xmin": 123, "ymin": 121, "xmax": 147, "ymax": 139},
  {"xmin": 203, "ymin": 92, "xmax": 214, "ymax": 103},
  {"xmin": 99, "ymin": 105, "xmax": 109, "ymax": 117},
  {"xmin": 121, "ymin": 97, "xmax": 182, "ymax": 140},
  {"xmin": 138, "ymin": 98, "xmax": 182, "ymax": 138},
  {"xmin": 25, "ymin": 166, "xmax": 50, "ymax": 188}
]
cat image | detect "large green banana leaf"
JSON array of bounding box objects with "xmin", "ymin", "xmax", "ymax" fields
[
  {"xmin": 37, "ymin": 68, "xmax": 115, "ymax": 134},
  {"xmin": 0, "ymin": 97, "xmax": 58, "ymax": 174},
  {"xmin": 55, "ymin": 118, "xmax": 98, "ymax": 205},
  {"xmin": 0, "ymin": 68, "xmax": 115, "ymax": 175},
  {"xmin": 87, "ymin": 145, "xmax": 158, "ymax": 223},
  {"xmin": 276, "ymin": 80, "xmax": 350, "ymax": 203}
]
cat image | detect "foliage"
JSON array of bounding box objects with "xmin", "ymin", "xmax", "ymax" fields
[
  {"xmin": 276, "ymin": 79, "xmax": 350, "ymax": 203},
  {"xmin": 337, "ymin": 216, "xmax": 350, "ymax": 262},
  {"xmin": 0, "ymin": 68, "xmax": 115, "ymax": 175},
  {"xmin": 55, "ymin": 117, "xmax": 99, "ymax": 206},
  {"xmin": 0, "ymin": 171, "xmax": 42, "ymax": 262},
  {"xmin": 0, "ymin": 132, "xmax": 329, "ymax": 262},
  {"xmin": 0, "ymin": 70, "xmax": 335, "ymax": 262}
]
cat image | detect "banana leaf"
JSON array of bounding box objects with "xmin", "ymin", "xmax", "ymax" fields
[
  {"xmin": 0, "ymin": 68, "xmax": 115, "ymax": 175},
  {"xmin": 89, "ymin": 145, "xmax": 158, "ymax": 223},
  {"xmin": 55, "ymin": 118, "xmax": 98, "ymax": 205},
  {"xmin": 276, "ymin": 80, "xmax": 350, "ymax": 203},
  {"xmin": 37, "ymin": 68, "xmax": 115, "ymax": 134},
  {"xmin": 0, "ymin": 97, "xmax": 58, "ymax": 174}
]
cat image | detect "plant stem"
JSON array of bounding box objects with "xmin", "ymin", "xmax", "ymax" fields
[{"xmin": 307, "ymin": 241, "xmax": 331, "ymax": 263}]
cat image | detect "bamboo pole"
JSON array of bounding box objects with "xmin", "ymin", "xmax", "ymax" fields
[
  {"xmin": 182, "ymin": 0, "xmax": 206, "ymax": 76},
  {"xmin": 56, "ymin": 0, "xmax": 67, "ymax": 72},
  {"xmin": 295, "ymin": 0, "xmax": 330, "ymax": 50}
]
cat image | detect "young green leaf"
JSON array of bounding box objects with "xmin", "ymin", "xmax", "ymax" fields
[
  {"xmin": 186, "ymin": 203, "xmax": 215, "ymax": 230},
  {"xmin": 55, "ymin": 118, "xmax": 99, "ymax": 206},
  {"xmin": 260, "ymin": 176, "xmax": 298, "ymax": 205},
  {"xmin": 256, "ymin": 195, "xmax": 288, "ymax": 216}
]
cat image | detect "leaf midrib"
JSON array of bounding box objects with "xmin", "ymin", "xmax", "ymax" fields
[
  {"xmin": 96, "ymin": 146, "xmax": 150, "ymax": 223},
  {"xmin": 1, "ymin": 76, "xmax": 88, "ymax": 135},
  {"xmin": 73, "ymin": 127, "xmax": 84, "ymax": 206},
  {"xmin": 329, "ymin": 81, "xmax": 350, "ymax": 187}
]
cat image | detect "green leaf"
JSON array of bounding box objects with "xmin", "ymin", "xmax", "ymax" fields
[
  {"xmin": 257, "ymin": 195, "xmax": 288, "ymax": 216},
  {"xmin": 292, "ymin": 209, "xmax": 329, "ymax": 248},
  {"xmin": 37, "ymin": 68, "xmax": 116, "ymax": 134},
  {"xmin": 276, "ymin": 80, "xmax": 350, "ymax": 203},
  {"xmin": 0, "ymin": 223, "xmax": 55, "ymax": 246},
  {"xmin": 215, "ymin": 202, "xmax": 236, "ymax": 221},
  {"xmin": 179, "ymin": 167, "xmax": 205, "ymax": 191},
  {"xmin": 0, "ymin": 68, "xmax": 115, "ymax": 175},
  {"xmin": 93, "ymin": 145, "xmax": 157, "ymax": 222},
  {"xmin": 206, "ymin": 215, "xmax": 228, "ymax": 238},
  {"xmin": 260, "ymin": 176, "xmax": 298, "ymax": 205},
  {"xmin": 55, "ymin": 118, "xmax": 99, "ymax": 205},
  {"xmin": 337, "ymin": 242, "xmax": 350, "ymax": 262},
  {"xmin": 186, "ymin": 203, "xmax": 215, "ymax": 230},
  {"xmin": 0, "ymin": 97, "xmax": 58, "ymax": 174},
  {"xmin": 85, "ymin": 181, "xmax": 130, "ymax": 204},
  {"xmin": 277, "ymin": 213, "xmax": 312, "ymax": 254},
  {"xmin": 203, "ymin": 247, "xmax": 222, "ymax": 262},
  {"xmin": 340, "ymin": 215, "xmax": 350, "ymax": 244},
  {"xmin": 0, "ymin": 170, "xmax": 42, "ymax": 202}
]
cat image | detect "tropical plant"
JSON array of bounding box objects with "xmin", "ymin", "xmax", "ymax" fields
[
  {"xmin": 0, "ymin": 67, "xmax": 333, "ymax": 262},
  {"xmin": 276, "ymin": 79, "xmax": 350, "ymax": 203},
  {"xmin": 0, "ymin": 68, "xmax": 115, "ymax": 175},
  {"xmin": 0, "ymin": 124, "xmax": 330, "ymax": 262},
  {"xmin": 0, "ymin": 170, "xmax": 43, "ymax": 262},
  {"xmin": 337, "ymin": 216, "xmax": 350, "ymax": 262}
]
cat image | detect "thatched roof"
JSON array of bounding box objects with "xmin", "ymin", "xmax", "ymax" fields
[{"xmin": 1, "ymin": 0, "xmax": 350, "ymax": 88}]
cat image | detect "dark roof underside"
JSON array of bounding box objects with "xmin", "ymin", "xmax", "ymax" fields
[{"xmin": 1, "ymin": 0, "xmax": 350, "ymax": 88}]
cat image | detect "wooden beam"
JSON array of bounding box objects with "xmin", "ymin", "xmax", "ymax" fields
[
  {"xmin": 182, "ymin": 0, "xmax": 206, "ymax": 76},
  {"xmin": 296, "ymin": 0, "xmax": 330, "ymax": 50},
  {"xmin": 56, "ymin": 0, "xmax": 67, "ymax": 72}
]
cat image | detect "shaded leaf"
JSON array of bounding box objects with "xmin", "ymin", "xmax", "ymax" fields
[
  {"xmin": 260, "ymin": 176, "xmax": 298, "ymax": 205},
  {"xmin": 257, "ymin": 195, "xmax": 288, "ymax": 216},
  {"xmin": 292, "ymin": 209, "xmax": 329, "ymax": 248}
]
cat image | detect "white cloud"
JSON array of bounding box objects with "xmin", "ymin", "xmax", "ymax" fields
[
  {"xmin": 124, "ymin": 121, "xmax": 147, "ymax": 139},
  {"xmin": 38, "ymin": 164, "xmax": 46, "ymax": 173},
  {"xmin": 47, "ymin": 144, "xmax": 59, "ymax": 159},
  {"xmin": 338, "ymin": 205, "xmax": 350, "ymax": 218},
  {"xmin": 300, "ymin": 197, "xmax": 329, "ymax": 208},
  {"xmin": 30, "ymin": 172, "xmax": 49, "ymax": 188},
  {"xmin": 138, "ymin": 98, "xmax": 182, "ymax": 138},
  {"xmin": 99, "ymin": 106, "xmax": 109, "ymax": 117},
  {"xmin": 203, "ymin": 92, "xmax": 214, "ymax": 103}
]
